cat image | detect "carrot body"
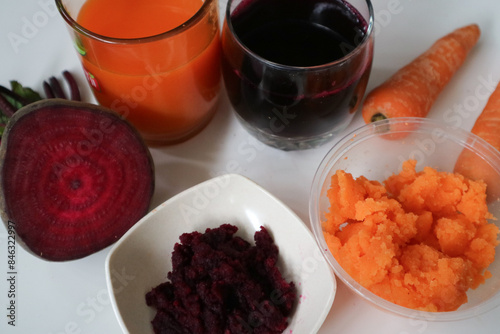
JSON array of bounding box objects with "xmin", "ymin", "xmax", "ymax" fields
[
  {"xmin": 455, "ymin": 80, "xmax": 500, "ymax": 201},
  {"xmin": 362, "ymin": 24, "xmax": 481, "ymax": 123},
  {"xmin": 467, "ymin": 81, "xmax": 500, "ymax": 151}
]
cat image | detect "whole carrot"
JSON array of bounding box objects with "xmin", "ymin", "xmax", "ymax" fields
[
  {"xmin": 362, "ymin": 24, "xmax": 481, "ymax": 124},
  {"xmin": 464, "ymin": 81, "xmax": 500, "ymax": 152},
  {"xmin": 455, "ymin": 80, "xmax": 500, "ymax": 201}
]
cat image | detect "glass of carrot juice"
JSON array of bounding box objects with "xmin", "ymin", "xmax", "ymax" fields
[{"xmin": 56, "ymin": 0, "xmax": 221, "ymax": 146}]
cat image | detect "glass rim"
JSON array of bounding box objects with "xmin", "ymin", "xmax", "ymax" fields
[
  {"xmin": 55, "ymin": 0, "xmax": 217, "ymax": 44},
  {"xmin": 224, "ymin": 0, "xmax": 375, "ymax": 71}
]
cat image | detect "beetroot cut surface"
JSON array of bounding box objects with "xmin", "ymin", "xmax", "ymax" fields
[{"xmin": 0, "ymin": 99, "xmax": 154, "ymax": 261}]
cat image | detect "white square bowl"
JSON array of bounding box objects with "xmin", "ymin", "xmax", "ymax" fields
[{"xmin": 105, "ymin": 173, "xmax": 336, "ymax": 333}]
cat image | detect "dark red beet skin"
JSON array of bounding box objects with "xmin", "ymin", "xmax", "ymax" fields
[{"xmin": 0, "ymin": 99, "xmax": 155, "ymax": 261}]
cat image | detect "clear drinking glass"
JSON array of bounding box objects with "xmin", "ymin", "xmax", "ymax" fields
[
  {"xmin": 221, "ymin": 0, "xmax": 374, "ymax": 150},
  {"xmin": 56, "ymin": 0, "xmax": 221, "ymax": 146}
]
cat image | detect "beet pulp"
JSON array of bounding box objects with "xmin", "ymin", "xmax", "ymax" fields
[{"xmin": 0, "ymin": 99, "xmax": 155, "ymax": 261}]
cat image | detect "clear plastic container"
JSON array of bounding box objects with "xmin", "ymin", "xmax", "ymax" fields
[{"xmin": 310, "ymin": 117, "xmax": 500, "ymax": 321}]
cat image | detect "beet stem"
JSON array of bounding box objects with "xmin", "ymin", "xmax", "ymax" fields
[
  {"xmin": 49, "ymin": 77, "xmax": 67, "ymax": 99},
  {"xmin": 43, "ymin": 81, "xmax": 55, "ymax": 99},
  {"xmin": 63, "ymin": 71, "xmax": 81, "ymax": 101},
  {"xmin": 0, "ymin": 92, "xmax": 16, "ymax": 117}
]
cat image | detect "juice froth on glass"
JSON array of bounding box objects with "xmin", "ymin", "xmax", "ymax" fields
[{"xmin": 56, "ymin": 0, "xmax": 221, "ymax": 146}]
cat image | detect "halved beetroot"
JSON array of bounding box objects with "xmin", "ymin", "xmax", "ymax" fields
[{"xmin": 0, "ymin": 99, "xmax": 154, "ymax": 261}]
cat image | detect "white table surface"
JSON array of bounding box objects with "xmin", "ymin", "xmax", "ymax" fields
[{"xmin": 1, "ymin": 0, "xmax": 499, "ymax": 333}]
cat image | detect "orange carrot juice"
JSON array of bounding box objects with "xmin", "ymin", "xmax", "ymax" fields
[{"xmin": 72, "ymin": 0, "xmax": 221, "ymax": 145}]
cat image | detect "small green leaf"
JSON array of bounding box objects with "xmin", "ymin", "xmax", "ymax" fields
[
  {"xmin": 2, "ymin": 93, "xmax": 23, "ymax": 110},
  {"xmin": 74, "ymin": 36, "xmax": 87, "ymax": 56},
  {"xmin": 10, "ymin": 80, "xmax": 42, "ymax": 104}
]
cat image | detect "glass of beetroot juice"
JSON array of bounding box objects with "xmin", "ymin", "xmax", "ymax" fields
[
  {"xmin": 56, "ymin": 0, "xmax": 221, "ymax": 146},
  {"xmin": 221, "ymin": 0, "xmax": 374, "ymax": 150}
]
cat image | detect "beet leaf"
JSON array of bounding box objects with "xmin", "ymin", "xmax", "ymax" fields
[
  {"xmin": 0, "ymin": 71, "xmax": 81, "ymax": 144},
  {"xmin": 10, "ymin": 80, "xmax": 43, "ymax": 105}
]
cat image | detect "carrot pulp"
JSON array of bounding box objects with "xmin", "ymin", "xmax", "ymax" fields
[{"xmin": 323, "ymin": 160, "xmax": 499, "ymax": 312}]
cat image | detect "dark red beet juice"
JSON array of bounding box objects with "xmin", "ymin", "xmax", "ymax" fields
[{"xmin": 221, "ymin": 0, "xmax": 373, "ymax": 150}]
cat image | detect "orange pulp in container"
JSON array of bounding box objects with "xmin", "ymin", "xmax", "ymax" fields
[
  {"xmin": 76, "ymin": 0, "xmax": 221, "ymax": 145},
  {"xmin": 323, "ymin": 159, "xmax": 499, "ymax": 312}
]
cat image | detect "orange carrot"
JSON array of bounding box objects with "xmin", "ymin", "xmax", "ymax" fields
[
  {"xmin": 362, "ymin": 24, "xmax": 481, "ymax": 124},
  {"xmin": 455, "ymin": 80, "xmax": 500, "ymax": 201},
  {"xmin": 465, "ymin": 81, "xmax": 500, "ymax": 152}
]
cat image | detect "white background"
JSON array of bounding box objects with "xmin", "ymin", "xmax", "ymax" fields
[{"xmin": 1, "ymin": 0, "xmax": 499, "ymax": 333}]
